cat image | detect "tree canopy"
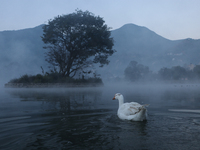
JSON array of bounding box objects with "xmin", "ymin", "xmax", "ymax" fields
[
  {"xmin": 41, "ymin": 10, "xmax": 115, "ymax": 77},
  {"xmin": 158, "ymin": 66, "xmax": 187, "ymax": 80},
  {"xmin": 124, "ymin": 61, "xmax": 150, "ymax": 81}
]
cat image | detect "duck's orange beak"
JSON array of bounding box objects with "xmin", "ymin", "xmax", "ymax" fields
[{"xmin": 112, "ymin": 97, "xmax": 115, "ymax": 100}]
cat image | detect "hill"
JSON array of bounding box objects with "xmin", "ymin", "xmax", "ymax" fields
[
  {"xmin": 0, "ymin": 25, "xmax": 47, "ymax": 84},
  {"xmin": 0, "ymin": 23, "xmax": 200, "ymax": 83},
  {"xmin": 99, "ymin": 24, "xmax": 200, "ymax": 80}
]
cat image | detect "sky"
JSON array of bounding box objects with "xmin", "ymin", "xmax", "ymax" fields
[{"xmin": 1, "ymin": 0, "xmax": 200, "ymax": 40}]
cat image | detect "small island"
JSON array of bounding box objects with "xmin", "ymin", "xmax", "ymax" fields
[
  {"xmin": 5, "ymin": 73, "xmax": 104, "ymax": 88},
  {"xmin": 5, "ymin": 10, "xmax": 114, "ymax": 88}
]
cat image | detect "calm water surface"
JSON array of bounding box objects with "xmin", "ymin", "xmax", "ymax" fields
[{"xmin": 1, "ymin": 84, "xmax": 200, "ymax": 150}]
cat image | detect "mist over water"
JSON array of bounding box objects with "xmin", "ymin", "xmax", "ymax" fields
[{"xmin": 1, "ymin": 84, "xmax": 200, "ymax": 149}]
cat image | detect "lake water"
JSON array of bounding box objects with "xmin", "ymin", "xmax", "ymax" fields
[{"xmin": 1, "ymin": 84, "xmax": 200, "ymax": 150}]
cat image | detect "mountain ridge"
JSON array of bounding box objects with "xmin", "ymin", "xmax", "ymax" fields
[{"xmin": 0, "ymin": 23, "xmax": 200, "ymax": 83}]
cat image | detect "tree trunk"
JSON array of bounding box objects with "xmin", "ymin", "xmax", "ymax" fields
[{"xmin": 66, "ymin": 58, "xmax": 73, "ymax": 77}]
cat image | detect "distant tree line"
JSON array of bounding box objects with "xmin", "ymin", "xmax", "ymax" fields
[
  {"xmin": 124, "ymin": 60, "xmax": 200, "ymax": 82},
  {"xmin": 158, "ymin": 65, "xmax": 200, "ymax": 81}
]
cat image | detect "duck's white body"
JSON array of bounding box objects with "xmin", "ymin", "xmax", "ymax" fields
[{"xmin": 113, "ymin": 93, "xmax": 148, "ymax": 121}]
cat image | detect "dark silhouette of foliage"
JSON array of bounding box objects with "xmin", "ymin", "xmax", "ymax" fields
[
  {"xmin": 192, "ymin": 65, "xmax": 200, "ymax": 79},
  {"xmin": 171, "ymin": 66, "xmax": 187, "ymax": 80},
  {"xmin": 124, "ymin": 61, "xmax": 150, "ymax": 81},
  {"xmin": 42, "ymin": 10, "xmax": 115, "ymax": 78},
  {"xmin": 158, "ymin": 67, "xmax": 172, "ymax": 80},
  {"xmin": 124, "ymin": 61, "xmax": 200, "ymax": 82},
  {"xmin": 158, "ymin": 66, "xmax": 187, "ymax": 80},
  {"xmin": 9, "ymin": 73, "xmax": 103, "ymax": 84}
]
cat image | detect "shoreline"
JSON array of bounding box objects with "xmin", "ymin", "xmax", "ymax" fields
[{"xmin": 4, "ymin": 83, "xmax": 103, "ymax": 88}]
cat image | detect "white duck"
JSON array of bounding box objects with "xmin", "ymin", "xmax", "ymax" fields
[{"xmin": 112, "ymin": 93, "xmax": 148, "ymax": 121}]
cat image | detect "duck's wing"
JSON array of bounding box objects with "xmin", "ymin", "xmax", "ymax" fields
[
  {"xmin": 130, "ymin": 102, "xmax": 149, "ymax": 108},
  {"xmin": 128, "ymin": 103, "xmax": 143, "ymax": 115},
  {"xmin": 120, "ymin": 103, "xmax": 142, "ymax": 115}
]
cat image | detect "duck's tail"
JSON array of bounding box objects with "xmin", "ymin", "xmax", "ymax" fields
[
  {"xmin": 129, "ymin": 106, "xmax": 147, "ymax": 121},
  {"xmin": 143, "ymin": 104, "xmax": 150, "ymax": 107},
  {"xmin": 136, "ymin": 104, "xmax": 149, "ymax": 121}
]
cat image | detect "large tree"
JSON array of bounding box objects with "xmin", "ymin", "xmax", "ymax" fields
[{"xmin": 42, "ymin": 10, "xmax": 115, "ymax": 77}]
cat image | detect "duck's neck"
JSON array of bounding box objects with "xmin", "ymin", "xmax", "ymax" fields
[{"xmin": 118, "ymin": 95, "xmax": 124, "ymax": 107}]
